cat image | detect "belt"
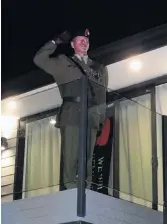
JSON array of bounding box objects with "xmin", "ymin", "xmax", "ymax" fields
[
  {"xmin": 63, "ymin": 96, "xmax": 81, "ymax": 103},
  {"xmin": 63, "ymin": 96, "xmax": 97, "ymax": 107}
]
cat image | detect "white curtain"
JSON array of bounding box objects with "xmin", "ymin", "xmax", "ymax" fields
[
  {"xmin": 118, "ymin": 94, "xmax": 153, "ymax": 207},
  {"xmin": 156, "ymin": 83, "xmax": 167, "ymax": 211},
  {"xmin": 23, "ymin": 115, "xmax": 61, "ymax": 198},
  {"xmin": 156, "ymin": 83, "xmax": 167, "ymax": 116}
]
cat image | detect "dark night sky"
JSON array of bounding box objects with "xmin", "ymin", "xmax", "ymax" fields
[{"xmin": 2, "ymin": 0, "xmax": 167, "ymax": 83}]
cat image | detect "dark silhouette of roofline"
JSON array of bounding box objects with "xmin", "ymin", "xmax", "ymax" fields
[
  {"xmin": 89, "ymin": 23, "xmax": 167, "ymax": 65},
  {"xmin": 2, "ymin": 23, "xmax": 167, "ymax": 100}
]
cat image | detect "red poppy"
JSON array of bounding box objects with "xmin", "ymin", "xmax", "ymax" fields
[{"xmin": 96, "ymin": 118, "xmax": 110, "ymax": 146}]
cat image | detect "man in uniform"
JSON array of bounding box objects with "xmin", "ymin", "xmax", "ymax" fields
[{"xmin": 33, "ymin": 29, "xmax": 108, "ymax": 189}]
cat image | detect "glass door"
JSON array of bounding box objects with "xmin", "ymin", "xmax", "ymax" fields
[
  {"xmin": 22, "ymin": 115, "xmax": 61, "ymax": 198},
  {"xmin": 118, "ymin": 94, "xmax": 153, "ymax": 207}
]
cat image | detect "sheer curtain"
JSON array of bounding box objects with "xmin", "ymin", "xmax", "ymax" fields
[
  {"xmin": 23, "ymin": 115, "xmax": 61, "ymax": 198},
  {"xmin": 156, "ymin": 83, "xmax": 167, "ymax": 211},
  {"xmin": 118, "ymin": 94, "xmax": 153, "ymax": 207},
  {"xmin": 156, "ymin": 83, "xmax": 167, "ymax": 115}
]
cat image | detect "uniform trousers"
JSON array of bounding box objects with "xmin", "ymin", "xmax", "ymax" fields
[{"xmin": 60, "ymin": 125, "xmax": 97, "ymax": 189}]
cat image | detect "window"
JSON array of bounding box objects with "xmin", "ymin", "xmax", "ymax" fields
[
  {"xmin": 156, "ymin": 83, "xmax": 167, "ymax": 211},
  {"xmin": 13, "ymin": 109, "xmax": 61, "ymax": 199},
  {"xmin": 108, "ymin": 82, "xmax": 166, "ymax": 211},
  {"xmin": 22, "ymin": 115, "xmax": 61, "ymax": 198},
  {"xmin": 117, "ymin": 94, "xmax": 153, "ymax": 207}
]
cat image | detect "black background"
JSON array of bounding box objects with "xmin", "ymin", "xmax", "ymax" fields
[{"xmin": 2, "ymin": 0, "xmax": 167, "ymax": 82}]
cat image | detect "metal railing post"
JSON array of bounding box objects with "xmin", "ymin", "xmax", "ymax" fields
[{"xmin": 77, "ymin": 76, "xmax": 88, "ymax": 217}]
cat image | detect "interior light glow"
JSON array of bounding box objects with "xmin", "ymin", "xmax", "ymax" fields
[
  {"xmin": 50, "ymin": 119, "xmax": 56, "ymax": 125},
  {"xmin": 130, "ymin": 60, "xmax": 142, "ymax": 72},
  {"xmin": 7, "ymin": 101, "xmax": 17, "ymax": 110},
  {"xmin": 1, "ymin": 116, "xmax": 19, "ymax": 139},
  {"xmin": 1, "ymin": 146, "xmax": 6, "ymax": 151}
]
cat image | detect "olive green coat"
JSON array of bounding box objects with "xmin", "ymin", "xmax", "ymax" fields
[{"xmin": 33, "ymin": 41, "xmax": 108, "ymax": 129}]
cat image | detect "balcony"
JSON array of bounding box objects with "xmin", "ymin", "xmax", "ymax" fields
[{"xmin": 1, "ymin": 77, "xmax": 167, "ymax": 224}]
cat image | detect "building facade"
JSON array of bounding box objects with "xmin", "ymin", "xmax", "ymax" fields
[{"xmin": 1, "ymin": 24, "xmax": 167, "ymax": 223}]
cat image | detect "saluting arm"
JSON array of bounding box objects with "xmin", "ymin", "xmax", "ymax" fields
[
  {"xmin": 33, "ymin": 31, "xmax": 71, "ymax": 76},
  {"xmin": 33, "ymin": 40, "xmax": 63, "ymax": 76}
]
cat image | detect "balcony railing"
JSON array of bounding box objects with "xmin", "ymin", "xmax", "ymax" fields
[{"xmin": 1, "ymin": 76, "xmax": 166, "ymax": 223}]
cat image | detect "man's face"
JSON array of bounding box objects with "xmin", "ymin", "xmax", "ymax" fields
[{"xmin": 71, "ymin": 36, "xmax": 89, "ymax": 55}]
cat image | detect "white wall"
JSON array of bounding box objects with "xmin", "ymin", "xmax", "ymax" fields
[
  {"xmin": 2, "ymin": 189, "xmax": 79, "ymax": 224},
  {"xmin": 1, "ymin": 119, "xmax": 18, "ymax": 203},
  {"xmin": 1, "ymin": 83, "xmax": 62, "ymax": 119},
  {"xmin": 2, "ymin": 189, "xmax": 163, "ymax": 224},
  {"xmin": 107, "ymin": 46, "xmax": 167, "ymax": 90}
]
